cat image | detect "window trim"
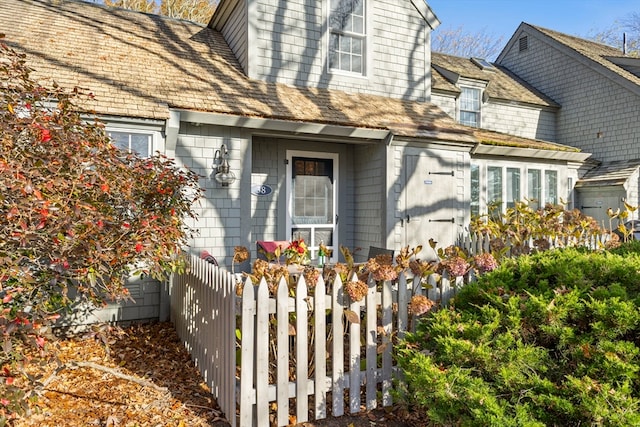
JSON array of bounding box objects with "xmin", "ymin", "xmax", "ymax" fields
[
  {"xmin": 106, "ymin": 126, "xmax": 160, "ymax": 158},
  {"xmin": 471, "ymin": 163, "xmax": 560, "ymax": 217},
  {"xmin": 327, "ymin": 0, "xmax": 368, "ymax": 77},
  {"xmin": 458, "ymin": 85, "xmax": 482, "ymax": 127}
]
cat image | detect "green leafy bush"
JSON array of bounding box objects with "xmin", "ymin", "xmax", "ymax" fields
[
  {"xmin": 0, "ymin": 37, "xmax": 202, "ymax": 422},
  {"xmin": 396, "ymin": 247, "xmax": 640, "ymax": 426}
]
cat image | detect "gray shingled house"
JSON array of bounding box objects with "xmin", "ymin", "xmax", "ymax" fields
[
  {"xmin": 496, "ymin": 23, "xmax": 640, "ymax": 227},
  {"xmin": 0, "ymin": 0, "xmax": 592, "ymax": 323},
  {"xmin": 430, "ymin": 52, "xmax": 590, "ymax": 216}
]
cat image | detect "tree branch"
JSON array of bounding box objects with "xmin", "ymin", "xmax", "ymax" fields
[{"xmin": 41, "ymin": 361, "xmax": 169, "ymax": 394}]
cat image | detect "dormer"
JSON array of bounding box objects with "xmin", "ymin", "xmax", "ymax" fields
[{"xmin": 209, "ymin": 0, "xmax": 440, "ymax": 102}]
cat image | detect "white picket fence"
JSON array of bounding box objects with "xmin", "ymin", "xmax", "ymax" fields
[
  {"xmin": 170, "ymin": 255, "xmax": 470, "ymax": 427},
  {"xmin": 457, "ymin": 231, "xmax": 611, "ymax": 256}
]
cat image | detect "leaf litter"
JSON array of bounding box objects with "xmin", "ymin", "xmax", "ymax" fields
[{"xmin": 13, "ymin": 322, "xmax": 230, "ymax": 427}]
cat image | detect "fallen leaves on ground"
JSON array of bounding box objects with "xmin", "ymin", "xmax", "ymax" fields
[{"xmin": 14, "ymin": 322, "xmax": 230, "ymax": 427}]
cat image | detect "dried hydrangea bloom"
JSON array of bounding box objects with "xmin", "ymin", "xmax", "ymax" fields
[
  {"xmin": 473, "ymin": 252, "xmax": 498, "ymax": 273},
  {"xmin": 410, "ymin": 259, "xmax": 435, "ymax": 277},
  {"xmin": 233, "ymin": 246, "xmax": 250, "ymax": 263},
  {"xmin": 302, "ymin": 265, "xmax": 320, "ymax": 288},
  {"xmin": 439, "ymin": 256, "xmax": 470, "ymax": 277},
  {"xmin": 373, "ymin": 264, "xmax": 398, "ymax": 282},
  {"xmin": 409, "ymin": 294, "xmax": 435, "ymax": 316},
  {"xmin": 345, "ymin": 280, "xmax": 368, "ymax": 302}
]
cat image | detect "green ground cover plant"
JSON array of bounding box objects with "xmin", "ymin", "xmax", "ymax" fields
[{"xmin": 396, "ymin": 246, "xmax": 640, "ymax": 426}]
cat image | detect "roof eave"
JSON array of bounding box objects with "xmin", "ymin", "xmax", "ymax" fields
[{"xmin": 473, "ymin": 144, "xmax": 591, "ymax": 162}]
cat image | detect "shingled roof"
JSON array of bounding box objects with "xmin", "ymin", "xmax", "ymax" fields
[
  {"xmin": 528, "ymin": 24, "xmax": 640, "ymax": 88},
  {"xmin": 431, "ymin": 52, "xmax": 558, "ymax": 107},
  {"xmin": 0, "ymin": 0, "xmax": 477, "ymax": 143}
]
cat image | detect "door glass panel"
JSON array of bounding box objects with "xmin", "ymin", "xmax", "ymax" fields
[{"xmin": 290, "ymin": 156, "xmax": 336, "ymax": 260}]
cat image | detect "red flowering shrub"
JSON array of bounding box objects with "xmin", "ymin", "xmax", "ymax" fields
[{"xmin": 0, "ymin": 38, "xmax": 202, "ymax": 420}]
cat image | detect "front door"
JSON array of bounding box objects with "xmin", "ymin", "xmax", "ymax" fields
[
  {"xmin": 286, "ymin": 151, "xmax": 338, "ymax": 262},
  {"xmin": 403, "ymin": 153, "xmax": 458, "ymax": 260}
]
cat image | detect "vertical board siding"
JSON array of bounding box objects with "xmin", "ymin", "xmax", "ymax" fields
[{"xmin": 171, "ymin": 255, "xmax": 476, "ymax": 427}]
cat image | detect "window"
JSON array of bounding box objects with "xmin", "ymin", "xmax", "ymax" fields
[
  {"xmin": 109, "ymin": 131, "xmax": 153, "ymax": 157},
  {"xmin": 460, "ymin": 87, "xmax": 481, "ymax": 127},
  {"xmin": 470, "ymin": 164, "xmax": 480, "ymax": 218},
  {"xmin": 506, "ymin": 168, "xmax": 520, "ymax": 209},
  {"xmin": 545, "ymin": 170, "xmax": 558, "ymax": 205},
  {"xmin": 329, "ymin": 0, "xmax": 365, "ymax": 74},
  {"xmin": 487, "ymin": 166, "xmax": 502, "ymax": 217},
  {"xmin": 528, "ymin": 169, "xmax": 541, "ymax": 210}
]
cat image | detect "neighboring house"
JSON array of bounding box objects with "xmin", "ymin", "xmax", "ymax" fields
[
  {"xmin": 496, "ymin": 23, "xmax": 640, "ymax": 227},
  {"xmin": 0, "ymin": 0, "xmax": 593, "ymax": 321},
  {"xmin": 430, "ymin": 52, "xmax": 588, "ymax": 216}
]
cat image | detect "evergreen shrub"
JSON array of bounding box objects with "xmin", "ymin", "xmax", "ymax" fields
[{"xmin": 396, "ymin": 246, "xmax": 640, "ymax": 426}]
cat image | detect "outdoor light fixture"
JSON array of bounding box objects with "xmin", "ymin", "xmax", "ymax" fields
[{"xmin": 212, "ymin": 143, "xmax": 236, "ymax": 187}]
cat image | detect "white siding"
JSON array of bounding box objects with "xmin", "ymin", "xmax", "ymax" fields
[{"xmin": 498, "ymin": 31, "xmax": 640, "ymax": 163}]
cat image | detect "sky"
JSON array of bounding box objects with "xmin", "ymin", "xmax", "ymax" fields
[{"xmin": 427, "ymin": 0, "xmax": 638, "ymax": 45}]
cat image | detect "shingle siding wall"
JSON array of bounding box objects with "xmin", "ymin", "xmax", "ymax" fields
[
  {"xmin": 251, "ymin": 136, "xmax": 283, "ymax": 259},
  {"xmin": 248, "ymin": 0, "xmax": 430, "ymax": 102},
  {"xmin": 220, "ymin": 0, "xmax": 248, "ymax": 74},
  {"xmin": 498, "ymin": 32, "xmax": 640, "ymax": 162},
  {"xmin": 352, "ymin": 144, "xmax": 386, "ymax": 261},
  {"xmin": 175, "ymin": 124, "xmax": 249, "ymax": 267},
  {"xmin": 483, "ymin": 102, "xmax": 556, "ymax": 141},
  {"xmin": 432, "ymin": 92, "xmax": 557, "ymax": 141}
]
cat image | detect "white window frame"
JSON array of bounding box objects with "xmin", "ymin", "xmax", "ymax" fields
[
  {"xmin": 328, "ymin": 0, "xmax": 367, "ymax": 76},
  {"xmin": 459, "ymin": 86, "xmax": 482, "ymax": 127},
  {"xmin": 474, "ymin": 163, "xmax": 560, "ymax": 216},
  {"xmin": 106, "ymin": 127, "xmax": 160, "ymax": 158}
]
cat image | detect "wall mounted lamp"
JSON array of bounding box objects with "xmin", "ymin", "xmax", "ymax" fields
[{"xmin": 212, "ymin": 143, "xmax": 236, "ymax": 187}]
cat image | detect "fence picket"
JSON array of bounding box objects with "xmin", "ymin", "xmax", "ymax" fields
[
  {"xmin": 276, "ymin": 278, "xmax": 289, "ymax": 426},
  {"xmin": 256, "ymin": 278, "xmax": 270, "ymax": 426},
  {"xmin": 365, "ymin": 276, "xmax": 377, "ymax": 410},
  {"xmin": 381, "ymin": 278, "xmax": 393, "ymax": 406},
  {"xmin": 332, "ymin": 275, "xmax": 345, "ymax": 417},
  {"xmin": 348, "ymin": 284, "xmax": 361, "ymax": 414},
  {"xmin": 239, "ymin": 277, "xmax": 255, "ymax": 427},
  {"xmin": 314, "ymin": 277, "xmax": 327, "ymax": 419},
  {"xmin": 296, "ymin": 277, "xmax": 309, "ymax": 423}
]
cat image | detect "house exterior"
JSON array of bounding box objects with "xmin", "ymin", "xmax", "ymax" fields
[
  {"xmin": 429, "ymin": 51, "xmax": 589, "ymax": 216},
  {"xmin": 0, "ymin": 0, "xmax": 592, "ymax": 322},
  {"xmin": 496, "ymin": 23, "xmax": 640, "ymax": 226}
]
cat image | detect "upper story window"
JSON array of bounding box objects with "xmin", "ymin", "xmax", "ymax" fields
[
  {"xmin": 459, "ymin": 86, "xmax": 481, "ymax": 127},
  {"xmin": 329, "ymin": 0, "xmax": 365, "ymax": 74},
  {"xmin": 109, "ymin": 131, "xmax": 153, "ymax": 157}
]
